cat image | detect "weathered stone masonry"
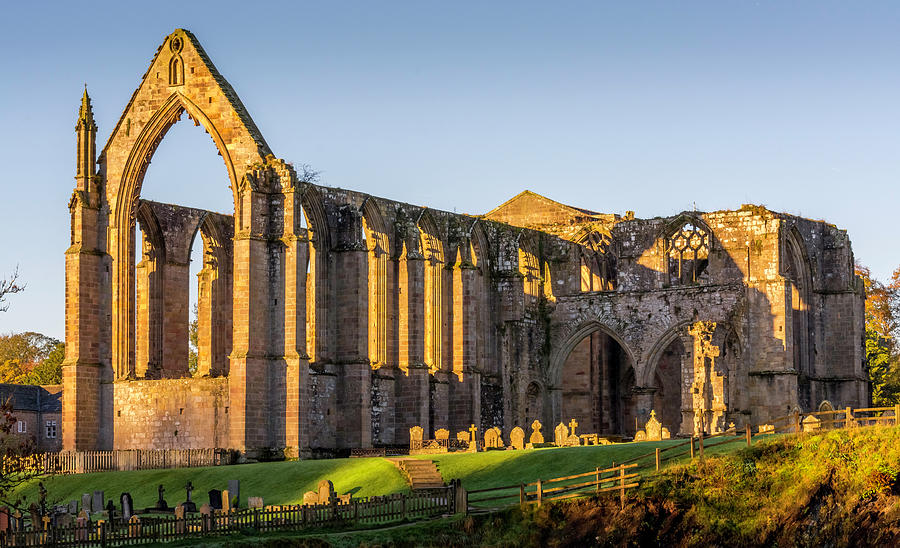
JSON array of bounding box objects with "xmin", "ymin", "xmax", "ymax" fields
[{"xmin": 63, "ymin": 30, "xmax": 869, "ymax": 456}]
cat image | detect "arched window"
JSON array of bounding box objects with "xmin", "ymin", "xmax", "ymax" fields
[
  {"xmin": 579, "ymin": 231, "xmax": 615, "ymax": 291},
  {"xmin": 666, "ymin": 222, "xmax": 709, "ymax": 285}
]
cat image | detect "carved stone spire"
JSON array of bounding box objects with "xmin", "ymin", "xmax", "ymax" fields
[{"xmin": 75, "ymin": 86, "xmax": 97, "ymax": 186}]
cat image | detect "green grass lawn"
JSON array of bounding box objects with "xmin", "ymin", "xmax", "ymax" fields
[{"xmin": 14, "ymin": 436, "xmax": 753, "ymax": 511}]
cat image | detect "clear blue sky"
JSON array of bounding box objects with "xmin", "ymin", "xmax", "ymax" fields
[{"xmin": 1, "ymin": 1, "xmax": 899, "ymax": 339}]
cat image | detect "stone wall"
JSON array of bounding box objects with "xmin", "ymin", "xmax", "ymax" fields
[{"xmin": 112, "ymin": 378, "xmax": 228, "ymax": 449}]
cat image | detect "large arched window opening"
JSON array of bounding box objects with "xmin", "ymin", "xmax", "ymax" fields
[
  {"xmin": 128, "ymin": 112, "xmax": 235, "ymax": 380},
  {"xmin": 558, "ymin": 327, "xmax": 636, "ymax": 435},
  {"xmin": 579, "ymin": 231, "xmax": 616, "ymax": 292},
  {"xmin": 419, "ymin": 215, "xmax": 444, "ymax": 373},
  {"xmin": 649, "ymin": 336, "xmax": 686, "ymax": 435},
  {"xmin": 784, "ymin": 232, "xmax": 813, "ymax": 409}
]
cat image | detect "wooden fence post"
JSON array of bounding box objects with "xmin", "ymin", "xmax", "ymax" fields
[
  {"xmin": 520, "ymin": 483, "xmax": 526, "ymax": 504},
  {"xmin": 746, "ymin": 427, "xmax": 752, "ymax": 447},
  {"xmin": 689, "ymin": 437, "xmax": 694, "ymax": 459},
  {"xmin": 895, "ymin": 404, "xmax": 900, "ymax": 426},
  {"xmin": 698, "ymin": 433, "xmax": 704, "ymax": 460},
  {"xmin": 618, "ymin": 465, "xmax": 625, "ymax": 509},
  {"xmin": 536, "ymin": 480, "xmax": 543, "ymax": 507},
  {"xmin": 845, "ymin": 407, "xmax": 853, "ymax": 429},
  {"xmin": 595, "ymin": 467, "xmax": 601, "ymax": 493},
  {"xmin": 794, "ymin": 411, "xmax": 801, "ymax": 433},
  {"xmin": 655, "ymin": 448, "xmax": 660, "ymax": 471}
]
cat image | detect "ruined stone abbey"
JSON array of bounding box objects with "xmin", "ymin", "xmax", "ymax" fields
[{"xmin": 63, "ymin": 30, "xmax": 869, "ymax": 456}]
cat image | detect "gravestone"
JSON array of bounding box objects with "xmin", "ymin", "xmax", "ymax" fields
[
  {"xmin": 155, "ymin": 485, "xmax": 169, "ymax": 511},
  {"xmin": 317, "ymin": 480, "xmax": 335, "ymax": 504},
  {"xmin": 75, "ymin": 515, "xmax": 89, "ymax": 541},
  {"xmin": 758, "ymin": 424, "xmax": 774, "ymax": 434},
  {"xmin": 484, "ymin": 427, "xmax": 503, "ymax": 449},
  {"xmin": 802, "ymin": 414, "xmax": 821, "ymax": 432},
  {"xmin": 105, "ymin": 500, "xmax": 116, "ymax": 523},
  {"xmin": 92, "ymin": 491, "xmax": 104, "ymax": 514},
  {"xmin": 456, "ymin": 430, "xmax": 469, "ymax": 442},
  {"xmin": 182, "ymin": 481, "xmax": 197, "ymax": 513},
  {"xmin": 634, "ymin": 411, "xmax": 671, "ymax": 442},
  {"xmin": 302, "ymin": 491, "xmax": 318, "ymax": 505},
  {"xmin": 409, "ymin": 425, "xmax": 424, "ymax": 447},
  {"xmin": 174, "ymin": 504, "xmax": 186, "ymax": 534},
  {"xmin": 56, "ymin": 512, "xmax": 73, "ymax": 528},
  {"xmin": 0, "ymin": 507, "xmax": 10, "ymax": 533},
  {"xmin": 222, "ymin": 489, "xmax": 231, "ymax": 512},
  {"xmin": 248, "ymin": 497, "xmax": 263, "ymax": 509},
  {"xmin": 68, "ymin": 500, "xmax": 78, "ymax": 515},
  {"xmin": 13, "ymin": 511, "xmax": 23, "ymax": 532},
  {"xmin": 81, "ymin": 493, "xmax": 92, "ymax": 513},
  {"xmin": 127, "ymin": 515, "xmax": 141, "ymax": 536},
  {"xmin": 434, "ymin": 428, "xmax": 449, "ymax": 440},
  {"xmin": 120, "ymin": 493, "xmax": 134, "ymax": 521},
  {"xmin": 208, "ymin": 489, "xmax": 222, "ymax": 511},
  {"xmin": 529, "ymin": 420, "xmax": 544, "ymax": 445},
  {"xmin": 198, "ymin": 504, "xmax": 212, "ymax": 532},
  {"xmin": 28, "ymin": 503, "xmax": 40, "ymax": 532},
  {"xmin": 509, "ymin": 427, "xmax": 525, "ymax": 450},
  {"xmin": 554, "ymin": 423, "xmax": 569, "ymax": 446},
  {"xmin": 77, "ymin": 509, "xmax": 89, "ymax": 521},
  {"xmin": 227, "ymin": 480, "xmax": 240, "ymax": 508}
]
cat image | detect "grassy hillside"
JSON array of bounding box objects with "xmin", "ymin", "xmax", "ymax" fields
[
  {"xmin": 291, "ymin": 425, "xmax": 900, "ymax": 547},
  {"xmin": 14, "ymin": 437, "xmax": 740, "ymax": 510}
]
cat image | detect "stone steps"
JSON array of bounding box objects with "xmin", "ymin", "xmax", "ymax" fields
[{"xmin": 387, "ymin": 458, "xmax": 445, "ymax": 490}]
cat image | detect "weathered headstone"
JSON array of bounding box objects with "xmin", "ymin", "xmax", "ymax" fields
[
  {"xmin": 484, "ymin": 427, "xmax": 503, "ymax": 449},
  {"xmin": 81, "ymin": 493, "xmax": 92, "ymax": 514},
  {"xmin": 77, "ymin": 509, "xmax": 89, "ymax": 521},
  {"xmin": 802, "ymin": 414, "xmax": 821, "ymax": 432},
  {"xmin": 456, "ymin": 430, "xmax": 470, "ymax": 442},
  {"xmin": 105, "ymin": 500, "xmax": 116, "ymax": 522},
  {"xmin": 758, "ymin": 424, "xmax": 774, "ymax": 434},
  {"xmin": 174, "ymin": 504, "xmax": 186, "ymax": 534},
  {"xmin": 127, "ymin": 515, "xmax": 141, "ymax": 536},
  {"xmin": 554, "ymin": 422, "xmax": 569, "ymax": 446},
  {"xmin": 92, "ymin": 491, "xmax": 104, "ymax": 514},
  {"xmin": 529, "ymin": 420, "xmax": 544, "ymax": 445},
  {"xmin": 182, "ymin": 481, "xmax": 197, "ymax": 513},
  {"xmin": 509, "ymin": 426, "xmax": 525, "ymax": 450},
  {"xmin": 198, "ymin": 504, "xmax": 212, "ymax": 532},
  {"xmin": 0, "ymin": 507, "xmax": 10, "ymax": 533},
  {"xmin": 434, "ymin": 428, "xmax": 449, "ymax": 440},
  {"xmin": 302, "ymin": 491, "xmax": 318, "ymax": 505},
  {"xmin": 68, "ymin": 500, "xmax": 78, "ymax": 515},
  {"xmin": 75, "ymin": 515, "xmax": 89, "ymax": 541},
  {"xmin": 634, "ymin": 410, "xmax": 671, "ymax": 441},
  {"xmin": 56, "ymin": 512, "xmax": 73, "ymax": 528},
  {"xmin": 208, "ymin": 489, "xmax": 223, "ymax": 511},
  {"xmin": 248, "ymin": 497, "xmax": 263, "ymax": 509},
  {"xmin": 317, "ymin": 480, "xmax": 335, "ymax": 504},
  {"xmin": 120, "ymin": 493, "xmax": 134, "ymax": 521},
  {"xmin": 222, "ymin": 489, "xmax": 231, "ymax": 513},
  {"xmin": 227, "ymin": 480, "xmax": 240, "ymax": 508},
  {"xmin": 28, "ymin": 503, "xmax": 41, "ymax": 532},
  {"xmin": 409, "ymin": 425, "xmax": 424, "ymax": 444}
]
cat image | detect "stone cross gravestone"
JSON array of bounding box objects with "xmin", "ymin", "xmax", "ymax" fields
[
  {"xmin": 227, "ymin": 480, "xmax": 240, "ymax": 508},
  {"xmin": 121, "ymin": 493, "xmax": 133, "ymax": 520},
  {"xmin": 92, "ymin": 491, "xmax": 104, "ymax": 514},
  {"xmin": 182, "ymin": 482, "xmax": 197, "ymax": 513},
  {"xmin": 509, "ymin": 426, "xmax": 525, "ymax": 450},
  {"xmin": 529, "ymin": 420, "xmax": 544, "ymax": 445},
  {"xmin": 208, "ymin": 490, "xmax": 222, "ymax": 511},
  {"xmin": 155, "ymin": 484, "xmax": 169, "ymax": 511}
]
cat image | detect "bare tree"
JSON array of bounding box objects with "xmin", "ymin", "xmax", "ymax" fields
[{"xmin": 0, "ymin": 268, "xmax": 24, "ymax": 313}]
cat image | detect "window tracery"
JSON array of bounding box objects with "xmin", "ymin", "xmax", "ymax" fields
[{"xmin": 666, "ymin": 222, "xmax": 709, "ymax": 285}]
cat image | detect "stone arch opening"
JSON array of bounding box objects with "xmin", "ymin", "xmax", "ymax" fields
[
  {"xmin": 784, "ymin": 228, "xmax": 814, "ymax": 409},
  {"xmin": 557, "ymin": 325, "xmax": 636, "ymax": 436},
  {"xmin": 663, "ymin": 218, "xmax": 711, "ymax": 286},
  {"xmin": 648, "ymin": 335, "xmax": 685, "ymax": 436}
]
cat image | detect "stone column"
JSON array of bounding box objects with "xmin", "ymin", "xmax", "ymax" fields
[
  {"xmin": 449, "ymin": 257, "xmax": 480, "ymax": 434},
  {"xmin": 687, "ymin": 321, "xmax": 723, "ymax": 435},
  {"xmin": 396, "ymin": 244, "xmax": 430, "ymax": 440},
  {"xmin": 282, "ymin": 185, "xmax": 309, "ymax": 458}
]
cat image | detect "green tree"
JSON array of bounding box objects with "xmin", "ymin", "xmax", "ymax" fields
[
  {"xmin": 0, "ymin": 333, "xmax": 63, "ymax": 385},
  {"xmin": 856, "ymin": 264, "xmax": 900, "ymax": 405},
  {"xmin": 188, "ymin": 303, "xmax": 199, "ymax": 375}
]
